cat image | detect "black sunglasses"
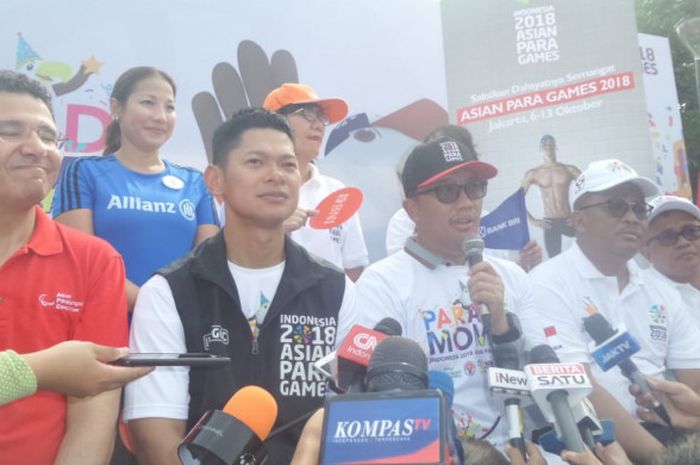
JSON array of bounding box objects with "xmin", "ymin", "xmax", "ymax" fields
[
  {"xmin": 648, "ymin": 224, "xmax": 700, "ymax": 247},
  {"xmin": 576, "ymin": 198, "xmax": 652, "ymax": 221},
  {"xmin": 416, "ymin": 180, "xmax": 488, "ymax": 204}
]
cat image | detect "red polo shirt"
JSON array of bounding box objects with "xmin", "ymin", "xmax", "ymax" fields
[{"xmin": 0, "ymin": 206, "xmax": 128, "ymax": 465}]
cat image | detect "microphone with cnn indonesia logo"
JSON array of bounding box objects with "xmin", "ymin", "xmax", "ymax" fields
[{"xmin": 313, "ymin": 318, "xmax": 402, "ymax": 393}]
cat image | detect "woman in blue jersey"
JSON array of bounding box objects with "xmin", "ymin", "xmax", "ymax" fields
[{"xmin": 52, "ymin": 66, "xmax": 219, "ymax": 311}]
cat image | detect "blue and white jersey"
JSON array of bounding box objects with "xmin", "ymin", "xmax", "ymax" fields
[{"xmin": 52, "ymin": 155, "xmax": 219, "ymax": 285}]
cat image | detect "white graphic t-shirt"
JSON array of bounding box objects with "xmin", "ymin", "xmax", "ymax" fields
[
  {"xmin": 354, "ymin": 250, "xmax": 546, "ymax": 446},
  {"xmin": 229, "ymin": 261, "xmax": 285, "ymax": 335}
]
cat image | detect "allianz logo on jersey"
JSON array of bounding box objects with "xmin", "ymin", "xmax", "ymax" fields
[{"xmin": 106, "ymin": 195, "xmax": 196, "ymax": 221}]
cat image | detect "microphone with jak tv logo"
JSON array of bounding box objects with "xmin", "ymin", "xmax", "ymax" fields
[
  {"xmin": 525, "ymin": 345, "xmax": 590, "ymax": 453},
  {"xmin": 178, "ymin": 385, "xmax": 278, "ymax": 465},
  {"xmin": 583, "ymin": 313, "xmax": 673, "ymax": 429}
]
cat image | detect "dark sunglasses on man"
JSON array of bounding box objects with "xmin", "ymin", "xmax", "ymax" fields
[
  {"xmin": 576, "ymin": 198, "xmax": 652, "ymax": 221},
  {"xmin": 416, "ymin": 179, "xmax": 488, "ymax": 204},
  {"xmin": 647, "ymin": 223, "xmax": 700, "ymax": 247}
]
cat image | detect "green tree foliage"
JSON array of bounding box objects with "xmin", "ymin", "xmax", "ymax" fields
[{"xmin": 636, "ymin": 0, "xmax": 700, "ymax": 196}]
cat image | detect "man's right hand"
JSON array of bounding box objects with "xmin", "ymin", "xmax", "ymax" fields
[
  {"xmin": 284, "ymin": 208, "xmax": 318, "ymax": 233},
  {"xmin": 630, "ymin": 376, "xmax": 700, "ymax": 431}
]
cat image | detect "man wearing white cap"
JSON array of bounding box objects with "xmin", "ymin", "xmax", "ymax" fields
[
  {"xmin": 263, "ymin": 83, "xmax": 369, "ymax": 280},
  {"xmin": 530, "ymin": 159, "xmax": 700, "ymax": 464},
  {"xmin": 642, "ymin": 195, "xmax": 700, "ymax": 328}
]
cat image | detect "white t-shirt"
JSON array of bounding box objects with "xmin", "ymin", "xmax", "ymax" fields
[
  {"xmin": 529, "ymin": 241, "xmax": 700, "ymax": 414},
  {"xmin": 385, "ymin": 207, "xmax": 519, "ymax": 263},
  {"xmin": 228, "ymin": 261, "xmax": 284, "ymax": 325},
  {"xmin": 292, "ymin": 164, "xmax": 369, "ymax": 270},
  {"xmin": 123, "ymin": 270, "xmax": 357, "ymax": 422},
  {"xmin": 645, "ymin": 266, "xmax": 700, "ymax": 329},
  {"xmin": 354, "ymin": 250, "xmax": 546, "ymax": 446}
]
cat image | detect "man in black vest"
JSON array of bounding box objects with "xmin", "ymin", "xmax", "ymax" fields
[{"xmin": 123, "ymin": 108, "xmax": 356, "ymax": 465}]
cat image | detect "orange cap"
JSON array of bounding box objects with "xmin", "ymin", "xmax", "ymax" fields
[
  {"xmin": 263, "ymin": 83, "xmax": 348, "ymax": 124},
  {"xmin": 223, "ymin": 385, "xmax": 278, "ymax": 440}
]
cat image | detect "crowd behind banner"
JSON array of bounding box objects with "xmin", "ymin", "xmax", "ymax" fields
[{"xmin": 1, "ymin": 58, "xmax": 700, "ymax": 465}]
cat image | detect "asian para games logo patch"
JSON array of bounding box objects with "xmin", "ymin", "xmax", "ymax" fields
[{"xmin": 649, "ymin": 304, "xmax": 668, "ymax": 342}]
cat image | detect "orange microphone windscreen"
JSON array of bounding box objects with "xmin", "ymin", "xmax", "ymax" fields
[{"xmin": 222, "ymin": 385, "xmax": 278, "ymax": 440}]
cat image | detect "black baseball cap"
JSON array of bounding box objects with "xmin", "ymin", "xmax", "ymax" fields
[{"xmin": 402, "ymin": 137, "xmax": 498, "ymax": 197}]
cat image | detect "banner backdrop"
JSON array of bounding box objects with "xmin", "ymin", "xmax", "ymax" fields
[
  {"xmin": 1, "ymin": 0, "xmax": 448, "ymax": 260},
  {"xmin": 441, "ymin": 0, "xmax": 654, "ymax": 258},
  {"xmin": 638, "ymin": 33, "xmax": 691, "ymax": 198},
  {"xmin": 2, "ymin": 0, "xmax": 671, "ymax": 262}
]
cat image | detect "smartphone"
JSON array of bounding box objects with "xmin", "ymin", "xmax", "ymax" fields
[{"xmin": 110, "ymin": 353, "xmax": 231, "ymax": 367}]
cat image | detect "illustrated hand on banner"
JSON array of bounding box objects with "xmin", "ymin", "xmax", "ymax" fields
[
  {"xmin": 480, "ymin": 188, "xmax": 530, "ymax": 250},
  {"xmin": 192, "ymin": 40, "xmax": 299, "ymax": 162}
]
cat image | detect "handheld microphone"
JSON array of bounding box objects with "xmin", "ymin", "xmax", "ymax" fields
[
  {"xmin": 365, "ymin": 336, "xmax": 428, "ymax": 392},
  {"xmin": 583, "ymin": 313, "xmax": 673, "ymax": 428},
  {"xmin": 178, "ymin": 385, "xmax": 278, "ymax": 465},
  {"xmin": 462, "ymin": 236, "xmax": 490, "ymax": 318},
  {"xmin": 525, "ymin": 345, "xmax": 590, "ymax": 453},
  {"xmin": 491, "ymin": 344, "xmax": 529, "ymax": 458},
  {"xmin": 429, "ymin": 370, "xmax": 464, "ymax": 465},
  {"xmin": 313, "ymin": 318, "xmax": 402, "ymax": 393}
]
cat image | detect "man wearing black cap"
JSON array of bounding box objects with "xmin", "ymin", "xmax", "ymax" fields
[{"xmin": 355, "ymin": 137, "xmax": 546, "ymax": 453}]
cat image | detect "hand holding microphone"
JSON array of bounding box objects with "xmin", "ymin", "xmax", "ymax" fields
[
  {"xmin": 463, "ymin": 236, "xmax": 508, "ymax": 335},
  {"xmin": 630, "ymin": 376, "xmax": 700, "ymax": 431},
  {"xmin": 583, "ymin": 313, "xmax": 672, "ymax": 429}
]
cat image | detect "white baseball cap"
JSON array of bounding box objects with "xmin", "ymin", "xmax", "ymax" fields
[
  {"xmin": 647, "ymin": 194, "xmax": 700, "ymax": 223},
  {"xmin": 569, "ymin": 159, "xmax": 660, "ymax": 209}
]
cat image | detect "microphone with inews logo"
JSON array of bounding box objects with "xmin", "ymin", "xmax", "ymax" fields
[
  {"xmin": 178, "ymin": 385, "xmax": 278, "ymax": 465},
  {"xmin": 488, "ymin": 343, "xmax": 530, "ymax": 459}
]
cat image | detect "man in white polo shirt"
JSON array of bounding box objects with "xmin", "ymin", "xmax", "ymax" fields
[
  {"xmin": 642, "ymin": 195, "xmax": 700, "ymax": 328},
  {"xmin": 355, "ymin": 137, "xmax": 547, "ymax": 456},
  {"xmin": 530, "ymin": 159, "xmax": 700, "ymax": 464}
]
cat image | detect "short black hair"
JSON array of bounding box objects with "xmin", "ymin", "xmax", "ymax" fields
[
  {"xmin": 0, "ymin": 70, "xmax": 53, "ymax": 116},
  {"xmin": 212, "ymin": 107, "xmax": 293, "ymax": 166}
]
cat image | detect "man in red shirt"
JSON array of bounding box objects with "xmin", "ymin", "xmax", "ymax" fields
[{"xmin": 0, "ymin": 70, "xmax": 129, "ymax": 465}]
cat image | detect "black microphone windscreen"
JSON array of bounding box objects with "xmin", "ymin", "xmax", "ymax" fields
[
  {"xmin": 365, "ymin": 336, "xmax": 428, "ymax": 392},
  {"xmin": 374, "ymin": 317, "xmax": 402, "ymax": 336},
  {"xmin": 462, "ymin": 236, "xmax": 485, "ymax": 266},
  {"xmin": 583, "ymin": 314, "xmax": 616, "ymax": 344},
  {"xmin": 529, "ymin": 344, "xmax": 560, "ymax": 364},
  {"xmin": 493, "ymin": 343, "xmax": 520, "ymax": 370}
]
